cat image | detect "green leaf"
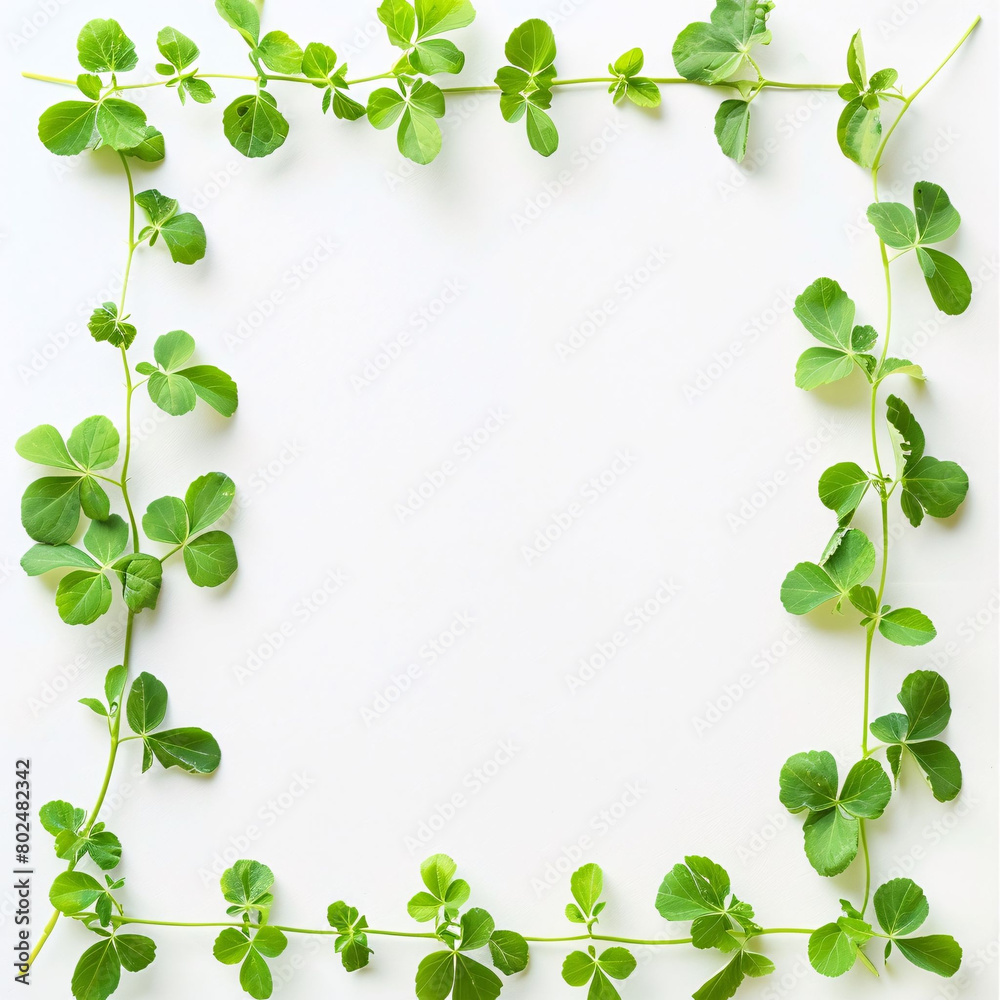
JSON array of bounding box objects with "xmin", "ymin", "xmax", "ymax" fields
[
  {"xmin": 214, "ymin": 927, "xmax": 251, "ymax": 965},
  {"xmin": 874, "ymin": 878, "xmax": 928, "ymax": 936},
  {"xmin": 809, "ymin": 923, "xmax": 860, "ymax": 977},
  {"xmin": 327, "ymin": 901, "xmax": 373, "ymax": 971},
  {"xmin": 332, "ymin": 91, "xmax": 367, "ymax": 120},
  {"xmin": 143, "ymin": 496, "xmax": 190, "ymax": 544},
  {"xmin": 794, "ymin": 347, "xmax": 856, "ymax": 390},
  {"xmin": 95, "ymin": 99, "xmax": 149, "ymax": 151},
  {"xmin": 184, "ymin": 531, "xmax": 237, "ymax": 586},
  {"xmin": 157, "ymin": 27, "xmax": 199, "ymax": 71},
  {"xmin": 302, "ymin": 42, "xmax": 338, "ymax": 83},
  {"xmin": 416, "ymin": 0, "xmax": 476, "ymax": 38},
  {"xmin": 148, "ymin": 371, "xmax": 198, "ymax": 415},
  {"xmin": 452, "ymin": 953, "xmax": 502, "ymax": 1000},
  {"xmin": 803, "ymin": 808, "xmax": 859, "ymax": 877},
  {"xmin": 253, "ymin": 926, "xmax": 288, "ymax": 959},
  {"xmin": 77, "ymin": 74, "xmax": 102, "ymax": 100},
  {"xmin": 39, "ymin": 101, "xmax": 98, "ymax": 155},
  {"xmin": 407, "ymin": 891, "xmax": 442, "ymax": 922},
  {"xmin": 115, "ymin": 935, "xmax": 156, "ymax": 973},
  {"xmin": 505, "ymin": 19, "xmax": 557, "ymax": 74},
  {"xmin": 411, "ymin": 38, "xmax": 466, "ymax": 74},
  {"xmin": 878, "ymin": 607, "xmax": 936, "ymax": 646},
  {"xmin": 221, "ymin": 860, "xmax": 274, "ymax": 918},
  {"xmin": 50, "ymin": 871, "xmax": 104, "ymax": 913},
  {"xmin": 79, "ymin": 478, "xmax": 110, "ymax": 522},
  {"xmin": 570, "ymin": 863, "xmax": 603, "ymax": 918},
  {"xmin": 913, "ymin": 181, "xmax": 961, "ymax": 244},
  {"xmin": 223, "ymin": 92, "xmax": 289, "ymax": 158},
  {"xmin": 56, "ymin": 570, "xmax": 112, "ymax": 625},
  {"xmin": 185, "ymin": 472, "xmax": 236, "ymax": 532},
  {"xmin": 692, "ymin": 952, "xmax": 744, "ymax": 1000},
  {"xmin": 215, "ymin": 0, "xmax": 260, "ymax": 46},
  {"xmin": 148, "ymin": 727, "xmax": 222, "ymax": 773},
  {"xmin": 562, "ymin": 949, "xmax": 597, "ymax": 987},
  {"xmin": 80, "ymin": 698, "xmax": 108, "ymax": 716},
  {"xmin": 794, "ymin": 278, "xmax": 856, "ymax": 351},
  {"xmin": 818, "ymin": 462, "xmax": 870, "ymax": 521},
  {"xmin": 907, "ymin": 741, "xmax": 962, "ymax": 801},
  {"xmin": 40, "ymin": 800, "xmax": 85, "ymax": 837},
  {"xmin": 916, "ymin": 247, "xmax": 971, "ymax": 315},
  {"xmin": 672, "ymin": 0, "xmax": 773, "ymax": 84},
  {"xmin": 82, "ymin": 829, "xmax": 122, "ymax": 870},
  {"xmin": 838, "ymin": 96, "xmax": 882, "ymax": 168},
  {"xmin": 903, "ymin": 456, "xmax": 968, "ymax": 526},
  {"xmin": 416, "ymin": 951, "xmax": 455, "ymax": 1000},
  {"xmin": 21, "ymin": 543, "xmax": 98, "ymax": 576},
  {"xmin": 488, "ymin": 930, "xmax": 528, "ymax": 975},
  {"xmin": 123, "ymin": 126, "xmax": 165, "ymax": 162},
  {"xmin": 257, "ymin": 31, "xmax": 303, "ymax": 74},
  {"xmin": 895, "ymin": 935, "xmax": 962, "ymax": 976},
  {"xmin": 378, "ymin": 0, "xmax": 417, "ymax": 48},
  {"xmin": 72, "ymin": 938, "xmax": 121, "ymax": 1000},
  {"xmin": 181, "ymin": 366, "xmax": 239, "ymax": 416},
  {"xmin": 239, "ymin": 949, "xmax": 273, "ymax": 1000},
  {"xmin": 525, "ymin": 105, "xmax": 558, "ymax": 157},
  {"xmin": 114, "ymin": 551, "xmax": 163, "ymax": 613},
  {"xmin": 867, "ymin": 202, "xmax": 917, "ymax": 248},
  {"xmin": 779, "ymin": 751, "xmax": 839, "ymax": 813},
  {"xmin": 780, "ymin": 561, "xmax": 841, "ymax": 614},
  {"xmin": 21, "ymin": 477, "xmax": 82, "ymax": 544},
  {"xmin": 846, "ymin": 30, "xmax": 867, "ymax": 90},
  {"xmin": 135, "ymin": 190, "xmax": 206, "ymax": 264},
  {"xmin": 839, "ymin": 759, "xmax": 891, "ymax": 819},
  {"xmin": 899, "ymin": 670, "xmax": 951, "ymax": 739},
  {"xmin": 88, "ymin": 302, "xmax": 136, "ymax": 349},
  {"xmin": 877, "ymin": 357, "xmax": 925, "ymax": 382},
  {"xmin": 598, "ymin": 947, "xmax": 636, "ymax": 980},
  {"xmin": 714, "ymin": 100, "xmax": 751, "ymax": 162},
  {"xmin": 16, "ymin": 424, "xmax": 77, "ymax": 470},
  {"xmin": 367, "ymin": 87, "xmax": 406, "ymax": 129},
  {"xmin": 421, "ymin": 854, "xmax": 458, "ymax": 897},
  {"xmin": 84, "ymin": 515, "xmax": 128, "ymax": 563},
  {"xmin": 126, "ymin": 671, "xmax": 168, "ymax": 735},
  {"xmin": 180, "ymin": 77, "xmax": 216, "ymax": 104},
  {"xmin": 68, "ymin": 416, "xmax": 119, "ymax": 471},
  {"xmin": 105, "ymin": 665, "xmax": 127, "ymax": 709},
  {"xmin": 460, "ymin": 908, "xmax": 495, "ymax": 951},
  {"xmin": 78, "ymin": 19, "xmax": 138, "ymax": 73}
]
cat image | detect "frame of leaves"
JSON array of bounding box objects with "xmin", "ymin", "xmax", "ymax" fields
[{"xmin": 16, "ymin": 2, "xmax": 983, "ymax": 1000}]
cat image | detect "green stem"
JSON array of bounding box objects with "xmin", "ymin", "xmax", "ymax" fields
[
  {"xmin": 105, "ymin": 916, "xmax": 812, "ymax": 946},
  {"xmin": 860, "ymin": 820, "xmax": 872, "ymax": 915}
]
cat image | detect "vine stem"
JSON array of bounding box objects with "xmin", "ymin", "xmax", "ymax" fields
[
  {"xmin": 26, "ymin": 152, "xmax": 143, "ymax": 972},
  {"xmin": 103, "ymin": 915, "xmax": 812, "ymax": 946},
  {"xmin": 854, "ymin": 13, "xmax": 980, "ymax": 921}
]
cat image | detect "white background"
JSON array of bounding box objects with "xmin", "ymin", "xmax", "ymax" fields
[{"xmin": 2, "ymin": 1, "xmax": 997, "ymax": 998}]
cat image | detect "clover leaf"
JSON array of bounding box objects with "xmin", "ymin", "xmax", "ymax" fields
[
  {"xmin": 70, "ymin": 933, "xmax": 155, "ymax": 1000},
  {"xmin": 780, "ymin": 528, "xmax": 875, "ymax": 615},
  {"xmin": 870, "ymin": 670, "xmax": 961, "ymax": 800},
  {"xmin": 137, "ymin": 331, "xmax": 238, "ymax": 417},
  {"xmin": 656, "ymin": 856, "xmax": 761, "ymax": 952},
  {"xmin": 780, "ymin": 752, "xmax": 891, "ymax": 876},
  {"xmin": 495, "ymin": 20, "xmax": 559, "ymax": 157},
  {"xmin": 837, "ymin": 30, "xmax": 900, "ymax": 167},
  {"xmin": 214, "ymin": 925, "xmax": 288, "ymax": 1000},
  {"xmin": 327, "ymin": 902, "xmax": 374, "ymax": 972},
  {"xmin": 377, "ymin": 0, "xmax": 476, "ymax": 76},
  {"xmin": 125, "ymin": 671, "xmax": 221, "ymax": 774},
  {"xmin": 792, "ymin": 278, "xmax": 881, "ymax": 389},
  {"xmin": 872, "ymin": 879, "xmax": 961, "ymax": 976},
  {"xmin": 367, "ymin": 78, "xmax": 447, "ymax": 164},
  {"xmin": 807, "ymin": 900, "xmax": 877, "ymax": 977},
  {"xmin": 886, "ymin": 395, "xmax": 968, "ymax": 527},
  {"xmin": 867, "ymin": 182, "xmax": 971, "ymax": 314},
  {"xmin": 407, "ymin": 853, "xmax": 471, "ymax": 924},
  {"xmin": 562, "ymin": 945, "xmax": 636, "ymax": 1000},
  {"xmin": 134, "ymin": 191, "xmax": 207, "ymax": 265},
  {"xmin": 608, "ymin": 48, "xmax": 660, "ymax": 108},
  {"xmin": 672, "ymin": 0, "xmax": 774, "ymax": 84},
  {"xmin": 220, "ymin": 860, "xmax": 275, "ymax": 923}
]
